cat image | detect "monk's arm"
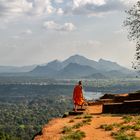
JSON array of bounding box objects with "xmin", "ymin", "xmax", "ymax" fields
[{"xmin": 73, "ymin": 90, "xmax": 76, "ymax": 100}]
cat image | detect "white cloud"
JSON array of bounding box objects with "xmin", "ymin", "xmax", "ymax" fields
[
  {"xmin": 2, "ymin": 0, "xmax": 140, "ymax": 19},
  {"xmin": 43, "ymin": 20, "xmax": 76, "ymax": 31},
  {"xmin": 63, "ymin": 0, "xmax": 139, "ymax": 17},
  {"xmin": 43, "ymin": 21, "xmax": 59, "ymax": 30},
  {"xmin": 0, "ymin": 0, "xmax": 56, "ymax": 19},
  {"xmin": 55, "ymin": 0, "xmax": 63, "ymax": 3},
  {"xmin": 73, "ymin": 0, "xmax": 106, "ymax": 8},
  {"xmin": 0, "ymin": 0, "xmax": 32, "ymax": 18},
  {"xmin": 56, "ymin": 8, "xmax": 64, "ymax": 15},
  {"xmin": 30, "ymin": 0, "xmax": 55, "ymax": 16},
  {"xmin": 62, "ymin": 23, "xmax": 76, "ymax": 31},
  {"xmin": 120, "ymin": 0, "xmax": 138, "ymax": 6},
  {"xmin": 72, "ymin": 0, "xmax": 137, "ymax": 9},
  {"xmin": 0, "ymin": 0, "xmax": 138, "ymax": 20},
  {"xmin": 71, "ymin": 0, "xmax": 124, "ymax": 16}
]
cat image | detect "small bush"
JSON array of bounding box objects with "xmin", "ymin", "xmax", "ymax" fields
[
  {"xmin": 61, "ymin": 126, "xmax": 72, "ymax": 134},
  {"xmin": 60, "ymin": 130, "xmax": 86, "ymax": 140},
  {"xmin": 72, "ymin": 122, "xmax": 84, "ymax": 129},
  {"xmin": 82, "ymin": 118, "xmax": 92, "ymax": 124},
  {"xmin": 112, "ymin": 123, "xmax": 122, "ymax": 128},
  {"xmin": 120, "ymin": 125, "xmax": 133, "ymax": 131},
  {"xmin": 100, "ymin": 124, "xmax": 107, "ymax": 129},
  {"xmin": 69, "ymin": 119, "xmax": 74, "ymax": 123},
  {"xmin": 111, "ymin": 131, "xmax": 138, "ymax": 140},
  {"xmin": 100, "ymin": 124, "xmax": 113, "ymax": 131},
  {"xmin": 122, "ymin": 115, "xmax": 133, "ymax": 123},
  {"xmin": 83, "ymin": 115, "xmax": 92, "ymax": 119},
  {"xmin": 132, "ymin": 124, "xmax": 140, "ymax": 131},
  {"xmin": 134, "ymin": 116, "xmax": 140, "ymax": 125},
  {"xmin": 75, "ymin": 116, "xmax": 82, "ymax": 119}
]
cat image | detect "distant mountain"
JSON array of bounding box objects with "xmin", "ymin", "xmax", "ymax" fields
[
  {"xmin": 0, "ymin": 54, "xmax": 136, "ymax": 78},
  {"xmin": 0, "ymin": 65, "xmax": 36, "ymax": 73},
  {"xmin": 83, "ymin": 73, "xmax": 107, "ymax": 79},
  {"xmin": 30, "ymin": 65, "xmax": 58, "ymax": 76},
  {"xmin": 62, "ymin": 55, "xmax": 100, "ymax": 69},
  {"xmin": 98, "ymin": 59, "xmax": 132, "ymax": 73},
  {"xmin": 30, "ymin": 54, "xmax": 136, "ymax": 79},
  {"xmin": 46, "ymin": 60, "xmax": 63, "ymax": 71},
  {"xmin": 62, "ymin": 55, "xmax": 131, "ymax": 72},
  {"xmin": 57, "ymin": 63, "xmax": 98, "ymax": 78}
]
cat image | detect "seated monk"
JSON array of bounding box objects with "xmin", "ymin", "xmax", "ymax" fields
[{"xmin": 73, "ymin": 81, "xmax": 85, "ymax": 112}]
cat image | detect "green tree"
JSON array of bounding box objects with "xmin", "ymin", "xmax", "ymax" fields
[{"xmin": 124, "ymin": 1, "xmax": 140, "ymax": 70}]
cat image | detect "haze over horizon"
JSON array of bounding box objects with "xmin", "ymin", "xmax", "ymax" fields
[{"xmin": 0, "ymin": 0, "xmax": 138, "ymax": 68}]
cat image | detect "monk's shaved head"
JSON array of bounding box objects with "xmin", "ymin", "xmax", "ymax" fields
[{"xmin": 78, "ymin": 81, "xmax": 82, "ymax": 85}]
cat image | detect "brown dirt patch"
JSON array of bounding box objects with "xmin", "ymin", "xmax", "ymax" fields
[{"xmin": 34, "ymin": 105, "xmax": 140, "ymax": 140}]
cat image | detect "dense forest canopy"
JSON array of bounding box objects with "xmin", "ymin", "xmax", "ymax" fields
[{"xmin": 124, "ymin": 1, "xmax": 140, "ymax": 70}]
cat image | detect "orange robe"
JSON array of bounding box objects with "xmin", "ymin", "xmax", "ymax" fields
[{"xmin": 73, "ymin": 85, "xmax": 84, "ymax": 106}]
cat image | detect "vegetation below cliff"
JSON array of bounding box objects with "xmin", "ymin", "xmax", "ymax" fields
[{"xmin": 0, "ymin": 84, "xmax": 73, "ymax": 140}]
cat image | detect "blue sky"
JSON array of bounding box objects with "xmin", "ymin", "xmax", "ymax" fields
[{"xmin": 0, "ymin": 0, "xmax": 138, "ymax": 68}]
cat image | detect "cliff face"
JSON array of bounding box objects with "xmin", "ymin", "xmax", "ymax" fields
[
  {"xmin": 34, "ymin": 118, "xmax": 71, "ymax": 140},
  {"xmin": 34, "ymin": 92, "xmax": 140, "ymax": 140},
  {"xmin": 33, "ymin": 105, "xmax": 119, "ymax": 140}
]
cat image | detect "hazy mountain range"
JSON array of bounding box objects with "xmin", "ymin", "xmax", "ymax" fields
[
  {"xmin": 0, "ymin": 55, "xmax": 137, "ymax": 79},
  {"xmin": 0, "ymin": 65, "xmax": 36, "ymax": 73}
]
